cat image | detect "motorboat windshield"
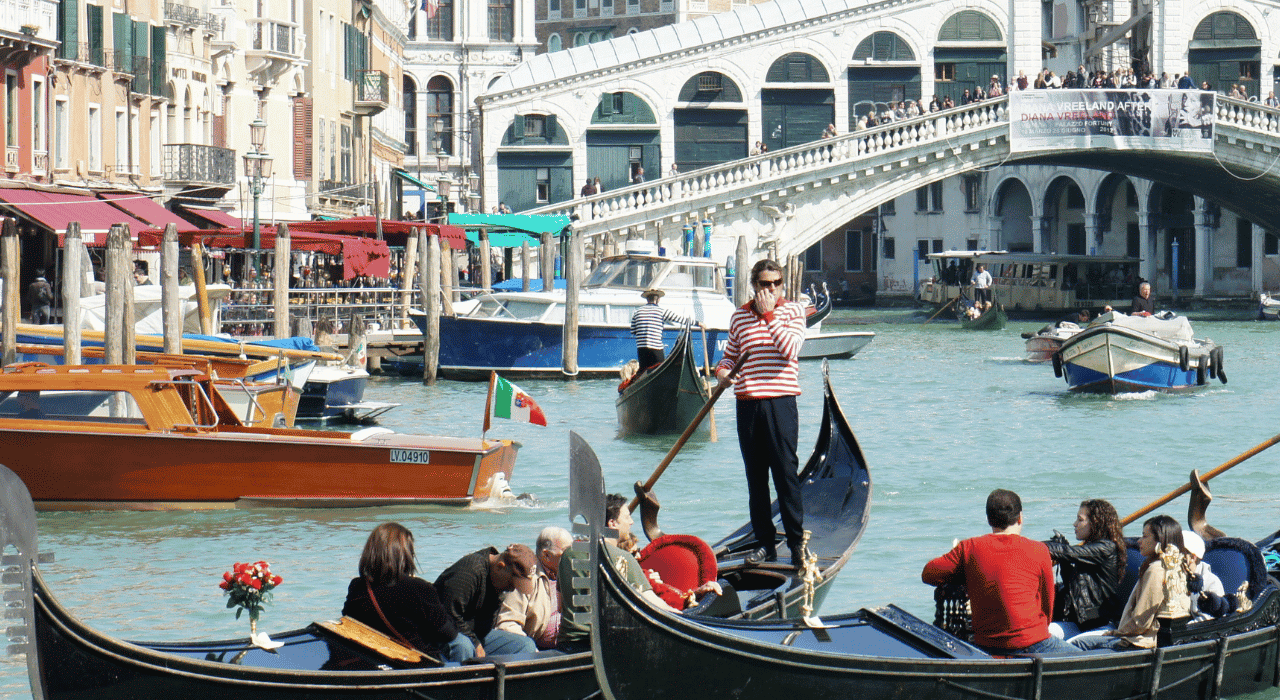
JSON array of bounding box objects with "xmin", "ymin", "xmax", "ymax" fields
[{"xmin": 584, "ymin": 255, "xmax": 724, "ymax": 293}]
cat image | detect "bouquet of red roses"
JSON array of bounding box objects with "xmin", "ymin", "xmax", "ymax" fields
[{"xmin": 220, "ymin": 561, "xmax": 283, "ymax": 628}]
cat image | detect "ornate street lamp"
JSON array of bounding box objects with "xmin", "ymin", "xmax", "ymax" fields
[{"xmin": 242, "ymin": 117, "xmax": 273, "ymax": 272}]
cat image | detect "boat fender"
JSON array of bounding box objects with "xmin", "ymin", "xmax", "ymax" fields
[
  {"xmin": 1196, "ymin": 355, "xmax": 1207, "ymax": 386},
  {"xmin": 1213, "ymin": 347, "xmax": 1224, "ymax": 374},
  {"xmin": 1052, "ymin": 352, "xmax": 1063, "ymax": 379},
  {"xmin": 1179, "ymin": 346, "xmax": 1190, "ymax": 372}
]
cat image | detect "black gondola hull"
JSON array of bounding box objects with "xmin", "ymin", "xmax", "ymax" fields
[{"xmin": 615, "ymin": 327, "xmax": 710, "ymax": 435}]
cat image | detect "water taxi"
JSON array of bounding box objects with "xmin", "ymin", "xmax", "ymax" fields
[
  {"xmin": 0, "ymin": 363, "xmax": 517, "ymax": 510},
  {"xmin": 919, "ymin": 251, "xmax": 1141, "ymax": 315}
]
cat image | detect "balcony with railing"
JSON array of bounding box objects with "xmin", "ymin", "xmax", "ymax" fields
[
  {"xmin": 165, "ymin": 2, "xmax": 223, "ymax": 32},
  {"xmin": 0, "ymin": 0, "xmax": 56, "ymax": 45},
  {"xmin": 354, "ymin": 70, "xmax": 389, "ymax": 115},
  {"xmin": 164, "ymin": 144, "xmax": 235, "ymax": 187},
  {"xmin": 250, "ymin": 20, "xmax": 298, "ymax": 57}
]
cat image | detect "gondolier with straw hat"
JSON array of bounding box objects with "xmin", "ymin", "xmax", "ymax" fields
[{"xmin": 630, "ymin": 288, "xmax": 698, "ymax": 372}]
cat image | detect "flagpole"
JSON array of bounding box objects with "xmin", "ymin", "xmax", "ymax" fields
[{"xmin": 482, "ymin": 371, "xmax": 496, "ymax": 440}]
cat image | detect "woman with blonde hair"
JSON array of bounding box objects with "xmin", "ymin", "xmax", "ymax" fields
[{"xmin": 342, "ymin": 523, "xmax": 469, "ymax": 661}]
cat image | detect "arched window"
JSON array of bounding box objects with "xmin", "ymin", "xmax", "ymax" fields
[
  {"xmin": 183, "ymin": 87, "xmax": 192, "ymax": 143},
  {"xmin": 1193, "ymin": 11, "xmax": 1257, "ymax": 41},
  {"xmin": 427, "ymin": 75, "xmax": 454, "ymax": 156},
  {"xmin": 853, "ymin": 32, "xmax": 916, "ymax": 61},
  {"xmin": 574, "ymin": 32, "xmax": 587, "ymax": 47},
  {"xmin": 404, "ymin": 76, "xmax": 418, "ymax": 156},
  {"xmin": 678, "ymin": 71, "xmax": 743, "ymax": 102},
  {"xmin": 548, "ymin": 33, "xmax": 562, "ymax": 52},
  {"xmin": 937, "ymin": 11, "xmax": 1002, "ymax": 41},
  {"xmin": 765, "ymin": 53, "xmax": 830, "ymax": 82}
]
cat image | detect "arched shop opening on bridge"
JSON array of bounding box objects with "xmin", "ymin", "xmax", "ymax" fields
[
  {"xmin": 674, "ymin": 71, "xmax": 748, "ymax": 171},
  {"xmin": 761, "ymin": 53, "xmax": 834, "ymax": 152},
  {"xmin": 587, "ymin": 92, "xmax": 660, "ymax": 192},
  {"xmin": 497, "ymin": 114, "xmax": 573, "ymax": 213}
]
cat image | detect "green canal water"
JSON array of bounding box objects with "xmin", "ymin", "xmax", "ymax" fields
[{"xmin": 6, "ymin": 308, "xmax": 1280, "ymax": 698}]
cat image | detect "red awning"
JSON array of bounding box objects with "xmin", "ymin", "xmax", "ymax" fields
[
  {"xmin": 180, "ymin": 205, "xmax": 245, "ymax": 230},
  {"xmin": 136, "ymin": 227, "xmax": 391, "ymax": 280},
  {"xmin": 99, "ymin": 193, "xmax": 200, "ymax": 232},
  {"xmin": 0, "ymin": 189, "xmax": 148, "ymax": 243},
  {"xmin": 287, "ymin": 217, "xmax": 467, "ymax": 250}
]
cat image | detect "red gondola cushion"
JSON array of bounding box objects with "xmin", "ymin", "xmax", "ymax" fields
[{"xmin": 637, "ymin": 534, "xmax": 717, "ymax": 607}]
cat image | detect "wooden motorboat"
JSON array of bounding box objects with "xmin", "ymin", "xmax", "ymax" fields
[
  {"xmin": 592, "ymin": 527, "xmax": 1280, "ymax": 700},
  {"xmin": 1258, "ymin": 292, "xmax": 1280, "ymax": 320},
  {"xmin": 7, "ymin": 363, "xmax": 870, "ymax": 699},
  {"xmin": 0, "ymin": 363, "xmax": 518, "ymax": 510},
  {"xmin": 959, "ymin": 303, "xmax": 1008, "ymax": 330},
  {"xmin": 1023, "ymin": 321, "xmax": 1082, "ymax": 362},
  {"xmin": 615, "ymin": 326, "xmax": 710, "ymax": 435},
  {"xmin": 1056, "ymin": 311, "xmax": 1227, "ymax": 393}
]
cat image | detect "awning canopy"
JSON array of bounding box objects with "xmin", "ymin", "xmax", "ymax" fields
[
  {"xmin": 136, "ymin": 227, "xmax": 392, "ymax": 280},
  {"xmin": 99, "ymin": 192, "xmax": 200, "ymax": 232},
  {"xmin": 179, "ymin": 205, "xmax": 245, "ymax": 230},
  {"xmin": 0, "ymin": 188, "xmax": 148, "ymax": 242},
  {"xmin": 447, "ymin": 212, "xmax": 572, "ymax": 236},
  {"xmin": 392, "ymin": 169, "xmax": 437, "ymax": 192},
  {"xmin": 463, "ymin": 229, "xmax": 541, "ymax": 248},
  {"xmin": 287, "ymin": 218, "xmax": 467, "ymax": 250}
]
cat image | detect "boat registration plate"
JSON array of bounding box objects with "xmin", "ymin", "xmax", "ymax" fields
[{"xmin": 390, "ymin": 449, "xmax": 431, "ymax": 464}]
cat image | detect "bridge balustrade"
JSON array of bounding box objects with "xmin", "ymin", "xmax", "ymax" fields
[{"xmin": 528, "ymin": 97, "xmax": 1009, "ymax": 236}]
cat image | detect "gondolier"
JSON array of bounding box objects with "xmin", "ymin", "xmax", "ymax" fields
[
  {"xmin": 630, "ymin": 288, "xmax": 697, "ymax": 369},
  {"xmin": 972, "ymin": 263, "xmax": 993, "ymax": 307},
  {"xmin": 716, "ymin": 259, "xmax": 806, "ymax": 568}
]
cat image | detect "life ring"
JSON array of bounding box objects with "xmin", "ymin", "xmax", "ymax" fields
[
  {"xmin": 1179, "ymin": 346, "xmax": 1190, "ymax": 372},
  {"xmin": 1196, "ymin": 355, "xmax": 1208, "ymax": 386},
  {"xmin": 1052, "ymin": 352, "xmax": 1063, "ymax": 378}
]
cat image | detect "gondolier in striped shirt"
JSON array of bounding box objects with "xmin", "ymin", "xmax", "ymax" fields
[
  {"xmin": 630, "ymin": 288, "xmax": 698, "ymax": 370},
  {"xmin": 716, "ymin": 259, "xmax": 807, "ymax": 569}
]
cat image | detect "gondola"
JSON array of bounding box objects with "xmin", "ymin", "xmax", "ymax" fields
[
  {"xmin": 7, "ymin": 362, "xmax": 871, "ymax": 700},
  {"xmin": 615, "ymin": 326, "xmax": 711, "ymax": 435},
  {"xmin": 805, "ymin": 284, "xmax": 833, "ymax": 328},
  {"xmin": 592, "ymin": 520, "xmax": 1280, "ymax": 700},
  {"xmin": 959, "ymin": 302, "xmax": 1008, "ymax": 330}
]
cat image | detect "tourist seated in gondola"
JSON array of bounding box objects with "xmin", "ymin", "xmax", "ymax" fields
[
  {"xmin": 489, "ymin": 526, "xmax": 573, "ymax": 654},
  {"xmin": 556, "ymin": 493, "xmax": 722, "ymax": 652},
  {"xmin": 1182, "ymin": 530, "xmax": 1233, "ymax": 622},
  {"xmin": 1044, "ymin": 499, "xmax": 1125, "ymax": 639},
  {"xmin": 434, "ymin": 543, "xmax": 539, "ymax": 660},
  {"xmin": 922, "ymin": 489, "xmax": 1080, "ymax": 656},
  {"xmin": 342, "ymin": 523, "xmax": 471, "ymax": 662},
  {"xmin": 1072, "ymin": 515, "xmax": 1193, "ymax": 650}
]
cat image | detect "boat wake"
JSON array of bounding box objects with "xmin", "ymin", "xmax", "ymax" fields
[{"xmin": 1113, "ymin": 390, "xmax": 1159, "ymax": 401}]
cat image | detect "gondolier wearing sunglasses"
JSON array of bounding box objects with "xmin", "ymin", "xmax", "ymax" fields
[{"xmin": 716, "ymin": 259, "xmax": 806, "ymax": 569}]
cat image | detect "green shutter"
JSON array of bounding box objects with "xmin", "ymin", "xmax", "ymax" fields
[
  {"xmin": 113, "ymin": 13, "xmax": 131, "ymax": 74},
  {"xmin": 512, "ymin": 115, "xmax": 525, "ymax": 145},
  {"xmin": 58, "ymin": 0, "xmax": 79, "ymax": 61},
  {"xmin": 544, "ymin": 114, "xmax": 557, "ymax": 143},
  {"xmin": 132, "ymin": 20, "xmax": 148, "ymax": 92},
  {"xmin": 151, "ymin": 25, "xmax": 165, "ymax": 96},
  {"xmin": 86, "ymin": 4, "xmax": 102, "ymax": 66}
]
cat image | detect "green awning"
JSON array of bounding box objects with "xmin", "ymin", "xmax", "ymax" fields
[
  {"xmin": 447, "ymin": 212, "xmax": 572, "ymax": 236},
  {"xmin": 464, "ymin": 230, "xmax": 540, "ymax": 247},
  {"xmin": 392, "ymin": 169, "xmax": 436, "ymax": 192}
]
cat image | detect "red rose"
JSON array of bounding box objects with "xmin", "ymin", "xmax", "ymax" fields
[
  {"xmin": 234, "ymin": 563, "xmax": 247, "ymax": 574},
  {"xmin": 219, "ymin": 580, "xmax": 230, "ymax": 590},
  {"xmin": 270, "ymin": 575, "xmax": 282, "ymax": 586},
  {"xmin": 223, "ymin": 572, "xmax": 233, "ymax": 582},
  {"xmin": 256, "ymin": 561, "xmax": 267, "ymax": 568},
  {"xmin": 238, "ymin": 573, "xmax": 252, "ymax": 586},
  {"xmin": 249, "ymin": 578, "xmax": 262, "ymax": 591}
]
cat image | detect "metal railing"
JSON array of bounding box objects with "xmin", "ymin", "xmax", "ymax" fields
[
  {"xmin": 251, "ymin": 20, "xmax": 296, "ymax": 55},
  {"xmin": 218, "ymin": 286, "xmax": 426, "ymax": 336},
  {"xmin": 356, "ymin": 70, "xmax": 389, "ymax": 106},
  {"xmin": 163, "ymin": 143, "xmax": 236, "ymax": 185},
  {"xmin": 165, "ymin": 2, "xmax": 223, "ymax": 31}
]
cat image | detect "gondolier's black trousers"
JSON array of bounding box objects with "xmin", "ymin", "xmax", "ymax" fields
[
  {"xmin": 736, "ymin": 395, "xmax": 804, "ymax": 556},
  {"xmin": 638, "ymin": 347, "xmax": 665, "ymax": 368}
]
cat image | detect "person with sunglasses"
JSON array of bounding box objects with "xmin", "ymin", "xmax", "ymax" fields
[{"xmin": 715, "ymin": 259, "xmax": 807, "ymax": 569}]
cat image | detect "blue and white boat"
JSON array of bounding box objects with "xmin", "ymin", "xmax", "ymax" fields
[
  {"xmin": 416, "ymin": 242, "xmax": 736, "ymax": 380},
  {"xmin": 1055, "ymin": 310, "xmax": 1226, "ymax": 393}
]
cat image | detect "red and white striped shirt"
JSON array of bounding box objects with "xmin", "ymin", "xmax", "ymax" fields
[{"xmin": 716, "ymin": 300, "xmax": 805, "ymax": 399}]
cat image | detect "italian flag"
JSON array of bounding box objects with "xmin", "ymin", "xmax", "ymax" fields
[{"xmin": 487, "ymin": 374, "xmax": 547, "ymax": 428}]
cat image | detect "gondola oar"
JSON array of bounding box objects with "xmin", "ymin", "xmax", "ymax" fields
[
  {"xmin": 699, "ymin": 323, "xmax": 717, "ymax": 443},
  {"xmin": 628, "ymin": 351, "xmax": 748, "ymax": 512},
  {"xmin": 1121, "ymin": 431, "xmax": 1280, "ymax": 526},
  {"xmin": 924, "ymin": 295, "xmax": 960, "ymax": 324}
]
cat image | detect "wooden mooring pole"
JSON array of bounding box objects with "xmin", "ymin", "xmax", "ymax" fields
[
  {"xmin": 160, "ymin": 223, "xmax": 182, "ymax": 354},
  {"xmin": 0, "ymin": 218, "xmax": 18, "ymax": 366},
  {"xmin": 562, "ymin": 227, "xmax": 581, "ymax": 377},
  {"xmin": 421, "ymin": 229, "xmax": 440, "ymax": 385},
  {"xmin": 62, "ymin": 222, "xmax": 83, "ymax": 365},
  {"xmin": 274, "ymin": 223, "xmax": 290, "ymax": 339}
]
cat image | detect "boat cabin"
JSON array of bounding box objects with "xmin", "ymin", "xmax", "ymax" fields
[
  {"xmin": 465, "ymin": 252, "xmax": 729, "ymax": 326},
  {"xmin": 919, "ymin": 251, "xmax": 1141, "ymax": 313}
]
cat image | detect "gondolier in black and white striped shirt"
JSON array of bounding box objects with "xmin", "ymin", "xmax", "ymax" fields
[{"xmin": 630, "ymin": 288, "xmax": 698, "ymax": 370}]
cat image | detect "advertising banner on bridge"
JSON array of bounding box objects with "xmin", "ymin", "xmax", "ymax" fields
[{"xmin": 1008, "ymin": 89, "xmax": 1215, "ymax": 154}]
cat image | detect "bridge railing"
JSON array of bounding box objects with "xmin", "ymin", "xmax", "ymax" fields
[
  {"xmin": 1215, "ymin": 95, "xmax": 1280, "ymax": 136},
  {"xmin": 527, "ymin": 96, "xmax": 1009, "ymax": 233}
]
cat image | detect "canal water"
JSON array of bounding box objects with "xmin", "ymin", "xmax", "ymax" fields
[{"xmin": 6, "ymin": 308, "xmax": 1280, "ymax": 698}]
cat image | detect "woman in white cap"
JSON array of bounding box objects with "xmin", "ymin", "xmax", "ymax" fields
[{"xmin": 1183, "ymin": 531, "xmax": 1230, "ymax": 621}]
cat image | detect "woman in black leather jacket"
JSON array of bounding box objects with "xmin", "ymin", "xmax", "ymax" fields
[{"xmin": 1045, "ymin": 499, "xmax": 1126, "ymax": 639}]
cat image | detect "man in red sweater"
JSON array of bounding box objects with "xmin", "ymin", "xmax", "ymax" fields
[{"xmin": 922, "ymin": 489, "xmax": 1079, "ymax": 655}]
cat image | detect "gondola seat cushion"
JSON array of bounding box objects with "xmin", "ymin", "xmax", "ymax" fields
[
  {"xmin": 638, "ymin": 535, "xmax": 717, "ymax": 608},
  {"xmin": 1202, "ymin": 537, "xmax": 1268, "ymax": 604}
]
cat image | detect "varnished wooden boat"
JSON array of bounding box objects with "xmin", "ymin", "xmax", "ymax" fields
[
  {"xmin": 0, "ymin": 363, "xmax": 517, "ymax": 510},
  {"xmin": 959, "ymin": 303, "xmax": 1008, "ymax": 330},
  {"xmin": 593, "ymin": 527, "xmax": 1280, "ymax": 700},
  {"xmin": 615, "ymin": 326, "xmax": 710, "ymax": 435},
  {"xmin": 7, "ymin": 363, "xmax": 870, "ymax": 699}
]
